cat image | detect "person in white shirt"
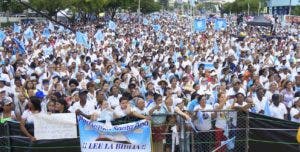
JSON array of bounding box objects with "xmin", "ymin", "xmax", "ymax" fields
[
  {"xmin": 252, "ymin": 88, "xmax": 268, "ymax": 114},
  {"xmin": 290, "ymin": 98, "xmax": 300, "ymax": 123},
  {"xmin": 193, "ymin": 95, "xmax": 215, "ymax": 152},
  {"xmin": 132, "ymin": 97, "xmax": 147, "ymax": 115},
  {"xmin": 68, "ymin": 90, "xmax": 95, "ymax": 119},
  {"xmin": 269, "ymin": 94, "xmax": 288, "ymax": 120},
  {"xmin": 107, "ymin": 86, "xmax": 122, "ymax": 109},
  {"xmin": 113, "ymin": 96, "xmax": 148, "ymax": 119},
  {"xmin": 213, "ymin": 92, "xmax": 231, "ymax": 152}
]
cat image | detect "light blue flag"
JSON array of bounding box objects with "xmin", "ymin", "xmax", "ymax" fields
[
  {"xmin": 264, "ymin": 101, "xmax": 271, "ymax": 116},
  {"xmin": 108, "ymin": 20, "xmax": 117, "ymax": 31},
  {"xmin": 221, "ymin": 136, "xmax": 236, "ymax": 150},
  {"xmin": 48, "ymin": 21, "xmax": 54, "ymax": 31},
  {"xmin": 42, "ymin": 28, "xmax": 50, "ymax": 38},
  {"xmin": 197, "ymin": 111, "xmax": 204, "ymax": 124},
  {"xmin": 12, "ymin": 38, "xmax": 25, "ymax": 54},
  {"xmin": 194, "ymin": 18, "xmax": 206, "ymax": 32},
  {"xmin": 58, "ymin": 26, "xmax": 65, "ymax": 33},
  {"xmin": 190, "ymin": 0, "xmax": 195, "ymax": 7},
  {"xmin": 0, "ymin": 30, "xmax": 6, "ymax": 45},
  {"xmin": 202, "ymin": 62, "xmax": 214, "ymax": 70},
  {"xmin": 13, "ymin": 23, "xmax": 21, "ymax": 33},
  {"xmin": 214, "ymin": 18, "xmax": 227, "ymax": 31},
  {"xmin": 94, "ymin": 30, "xmax": 104, "ymax": 42},
  {"xmin": 24, "ymin": 27, "xmax": 34, "ymax": 40},
  {"xmin": 143, "ymin": 18, "xmax": 149, "ymax": 25},
  {"xmin": 76, "ymin": 31, "xmax": 88, "ymax": 48},
  {"xmin": 150, "ymin": 14, "xmax": 160, "ymax": 21},
  {"xmin": 152, "ymin": 24, "xmax": 161, "ymax": 32}
]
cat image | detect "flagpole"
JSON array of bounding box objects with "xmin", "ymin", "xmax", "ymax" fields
[
  {"xmin": 247, "ymin": 2, "xmax": 250, "ymax": 16},
  {"xmin": 138, "ymin": 0, "xmax": 141, "ymax": 24}
]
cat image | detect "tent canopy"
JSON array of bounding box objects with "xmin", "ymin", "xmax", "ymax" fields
[{"xmin": 247, "ymin": 16, "xmax": 273, "ymax": 27}]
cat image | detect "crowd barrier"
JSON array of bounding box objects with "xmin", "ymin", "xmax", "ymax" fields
[{"xmin": 0, "ymin": 110, "xmax": 298, "ymax": 152}]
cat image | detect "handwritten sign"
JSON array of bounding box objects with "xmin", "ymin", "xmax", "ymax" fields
[{"xmin": 33, "ymin": 113, "xmax": 77, "ymax": 140}]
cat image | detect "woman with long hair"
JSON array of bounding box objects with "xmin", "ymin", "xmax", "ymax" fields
[
  {"xmin": 20, "ymin": 97, "xmax": 42, "ymax": 142},
  {"xmin": 213, "ymin": 92, "xmax": 231, "ymax": 152}
]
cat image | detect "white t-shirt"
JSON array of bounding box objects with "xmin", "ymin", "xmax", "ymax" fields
[
  {"xmin": 107, "ymin": 94, "xmax": 122, "ymax": 109},
  {"xmin": 214, "ymin": 102, "xmax": 232, "ymax": 130},
  {"xmin": 113, "ymin": 105, "xmax": 130, "ymax": 118},
  {"xmin": 132, "ymin": 107, "xmax": 147, "ymax": 115},
  {"xmin": 269, "ymin": 103, "xmax": 287, "ymax": 120},
  {"xmin": 21, "ymin": 110, "xmax": 35, "ymax": 124},
  {"xmin": 193, "ymin": 104, "xmax": 213, "ymax": 131},
  {"xmin": 68, "ymin": 102, "xmax": 95, "ymax": 115},
  {"xmin": 290, "ymin": 107, "xmax": 300, "ymax": 123},
  {"xmin": 252, "ymin": 96, "xmax": 268, "ymax": 114}
]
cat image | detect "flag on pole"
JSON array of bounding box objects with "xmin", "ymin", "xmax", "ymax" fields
[
  {"xmin": 108, "ymin": 20, "xmax": 117, "ymax": 31},
  {"xmin": 220, "ymin": 137, "xmax": 236, "ymax": 150},
  {"xmin": 42, "ymin": 28, "xmax": 51, "ymax": 39},
  {"xmin": 0, "ymin": 30, "xmax": 6, "ymax": 45},
  {"xmin": 194, "ymin": 18, "xmax": 206, "ymax": 32},
  {"xmin": 76, "ymin": 31, "xmax": 89, "ymax": 48},
  {"xmin": 214, "ymin": 18, "xmax": 227, "ymax": 31},
  {"xmin": 13, "ymin": 23, "xmax": 21, "ymax": 33},
  {"xmin": 48, "ymin": 21, "xmax": 54, "ymax": 31},
  {"xmin": 12, "ymin": 38, "xmax": 25, "ymax": 54},
  {"xmin": 94, "ymin": 30, "xmax": 104, "ymax": 42},
  {"xmin": 24, "ymin": 27, "xmax": 34, "ymax": 40}
]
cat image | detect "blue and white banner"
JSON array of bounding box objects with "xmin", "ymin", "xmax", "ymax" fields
[
  {"xmin": 78, "ymin": 116, "xmax": 151, "ymax": 152},
  {"xmin": 194, "ymin": 18, "xmax": 206, "ymax": 32},
  {"xmin": 214, "ymin": 18, "xmax": 227, "ymax": 31}
]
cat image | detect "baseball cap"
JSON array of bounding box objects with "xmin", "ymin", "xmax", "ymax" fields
[{"xmin": 2, "ymin": 97, "xmax": 13, "ymax": 106}]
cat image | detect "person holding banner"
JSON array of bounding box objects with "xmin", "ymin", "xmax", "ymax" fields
[
  {"xmin": 68, "ymin": 90, "xmax": 95, "ymax": 119},
  {"xmin": 20, "ymin": 96, "xmax": 42, "ymax": 142},
  {"xmin": 113, "ymin": 96, "xmax": 148, "ymax": 120}
]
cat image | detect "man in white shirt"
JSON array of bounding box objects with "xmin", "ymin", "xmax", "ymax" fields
[
  {"xmin": 68, "ymin": 90, "xmax": 95, "ymax": 119},
  {"xmin": 107, "ymin": 86, "xmax": 122, "ymax": 109},
  {"xmin": 269, "ymin": 94, "xmax": 287, "ymax": 120}
]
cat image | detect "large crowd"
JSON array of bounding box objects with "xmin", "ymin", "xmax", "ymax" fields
[{"xmin": 0, "ymin": 12, "xmax": 299, "ymax": 152}]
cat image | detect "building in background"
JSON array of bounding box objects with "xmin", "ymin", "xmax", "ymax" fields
[{"xmin": 268, "ymin": 0, "xmax": 300, "ymax": 15}]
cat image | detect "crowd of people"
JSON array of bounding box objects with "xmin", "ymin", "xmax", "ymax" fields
[{"xmin": 0, "ymin": 12, "xmax": 299, "ymax": 152}]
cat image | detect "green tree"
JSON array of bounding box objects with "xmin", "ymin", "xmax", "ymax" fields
[
  {"xmin": 133, "ymin": 0, "xmax": 161, "ymax": 14},
  {"xmin": 221, "ymin": 0, "xmax": 267, "ymax": 14},
  {"xmin": 196, "ymin": 2, "xmax": 219, "ymax": 13},
  {"xmin": 0, "ymin": 0, "xmax": 26, "ymax": 15},
  {"xmin": 29, "ymin": 0, "xmax": 72, "ymax": 17},
  {"xmin": 70, "ymin": 0, "xmax": 107, "ymax": 21},
  {"xmin": 292, "ymin": 6, "xmax": 300, "ymax": 16}
]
